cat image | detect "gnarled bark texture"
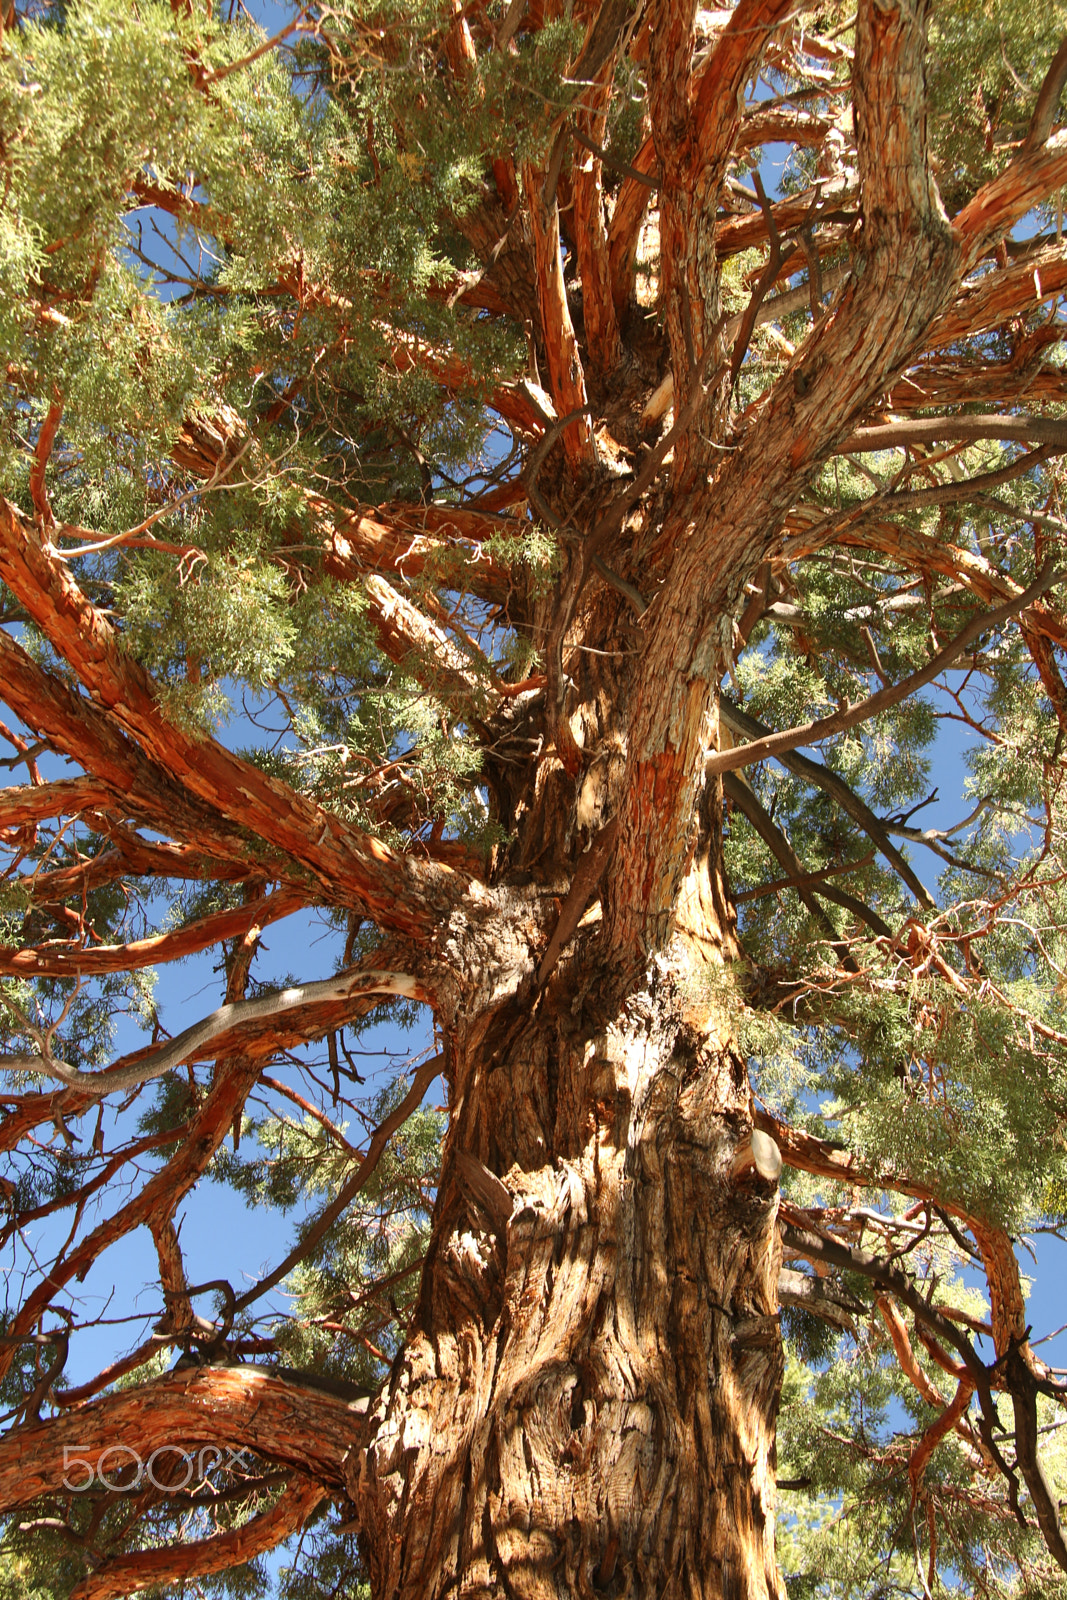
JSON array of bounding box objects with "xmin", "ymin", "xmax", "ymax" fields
[{"xmin": 355, "ymin": 828, "xmax": 784, "ymax": 1599}]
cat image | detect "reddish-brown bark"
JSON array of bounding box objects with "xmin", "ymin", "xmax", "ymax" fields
[
  {"xmin": 0, "ymin": 503, "xmax": 466, "ymax": 935},
  {"xmin": 70, "ymin": 1475, "xmax": 327, "ymax": 1600},
  {"xmin": 0, "ymin": 1367, "xmax": 360, "ymax": 1505},
  {"xmin": 0, "ymin": 886, "xmax": 305, "ymax": 978}
]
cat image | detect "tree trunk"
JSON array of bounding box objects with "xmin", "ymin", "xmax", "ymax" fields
[{"xmin": 352, "ymin": 792, "xmax": 785, "ymax": 1600}]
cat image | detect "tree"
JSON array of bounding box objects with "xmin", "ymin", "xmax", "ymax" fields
[{"xmin": 0, "ymin": 0, "xmax": 1066, "ymax": 1593}]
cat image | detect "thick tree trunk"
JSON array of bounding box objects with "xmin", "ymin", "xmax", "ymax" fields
[{"xmin": 352, "ymin": 803, "xmax": 784, "ymax": 1599}]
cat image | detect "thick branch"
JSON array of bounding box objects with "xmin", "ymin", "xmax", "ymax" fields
[
  {"xmin": 830, "ymin": 521, "xmax": 1067, "ymax": 652},
  {"xmin": 955, "ymin": 130, "xmax": 1067, "ymax": 267},
  {"xmin": 0, "ymin": 630, "xmax": 259, "ymax": 873},
  {"xmin": 690, "ymin": 0, "xmax": 796, "ymax": 173},
  {"xmin": 363, "ymin": 573, "xmax": 493, "ymax": 703},
  {"xmin": 521, "ymin": 162, "xmax": 594, "ymax": 469},
  {"xmin": 1025, "ymin": 34, "xmax": 1067, "ymax": 152},
  {"xmin": 928, "ymin": 241, "xmax": 1067, "ymax": 349},
  {"xmin": 612, "ymin": 0, "xmax": 964, "ymax": 947},
  {"xmin": 0, "ymin": 1367, "xmax": 361, "ymax": 1510},
  {"xmin": 0, "ymin": 778, "xmax": 113, "ymax": 834},
  {"xmin": 909, "ymin": 1380, "xmax": 976, "ymax": 1497},
  {"xmin": 0, "ymin": 506, "xmax": 467, "ymax": 936}
]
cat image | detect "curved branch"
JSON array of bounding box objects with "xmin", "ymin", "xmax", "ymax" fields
[
  {"xmin": 955, "ymin": 130, "xmax": 1067, "ymax": 267},
  {"xmin": 2, "ymin": 968, "xmax": 431, "ymax": 1097},
  {"xmin": 782, "ymin": 1223, "xmax": 990, "ymax": 1390},
  {"xmin": 690, "ymin": 0, "xmax": 796, "ymax": 170},
  {"xmin": 70, "ymin": 1474, "xmax": 326, "ymax": 1600},
  {"xmin": 0, "ymin": 887, "xmax": 306, "ymax": 979},
  {"xmin": 0, "ymin": 1366, "xmax": 362, "ymax": 1511},
  {"xmin": 909, "ymin": 1380, "xmax": 976, "ymax": 1498}
]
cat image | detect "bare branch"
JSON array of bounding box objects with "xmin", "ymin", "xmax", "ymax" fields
[
  {"xmin": 232, "ymin": 1052, "xmax": 443, "ymax": 1313},
  {"xmin": 1, "ymin": 968, "xmax": 430, "ymax": 1098},
  {"xmin": 844, "ymin": 413, "xmax": 1067, "ymax": 453},
  {"xmin": 706, "ymin": 566, "xmax": 1065, "ymax": 778}
]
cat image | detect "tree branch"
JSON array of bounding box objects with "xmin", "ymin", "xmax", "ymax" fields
[
  {"xmin": 0, "ymin": 887, "xmax": 305, "ymax": 979},
  {"xmin": 1025, "ymin": 33, "xmax": 1067, "ymax": 151},
  {"xmin": 720, "ymin": 695, "xmax": 935, "ymax": 908},
  {"xmin": 231, "ymin": 1052, "xmax": 443, "ymax": 1312},
  {"xmin": 732, "ymin": 848, "xmax": 875, "ymax": 903},
  {"xmin": 0, "ymin": 504, "xmax": 467, "ymax": 936},
  {"xmin": 928, "ymin": 240, "xmax": 1067, "ymax": 349},
  {"xmin": 955, "ymin": 130, "xmax": 1067, "ymax": 267},
  {"xmin": 706, "ymin": 565, "xmax": 1064, "ymax": 778},
  {"xmin": 844, "ymin": 414, "xmax": 1067, "ymax": 454},
  {"xmin": 0, "ymin": 1367, "xmax": 361, "ymax": 1509},
  {"xmin": 70, "ymin": 1473, "xmax": 326, "ymax": 1600},
  {"xmin": 0, "ymin": 778, "xmax": 113, "ymax": 834},
  {"xmin": 723, "ymin": 772, "xmax": 887, "ymax": 949},
  {"xmin": 521, "ymin": 161, "xmax": 595, "ymax": 469},
  {"xmin": 2, "ymin": 968, "xmax": 430, "ymax": 1098}
]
